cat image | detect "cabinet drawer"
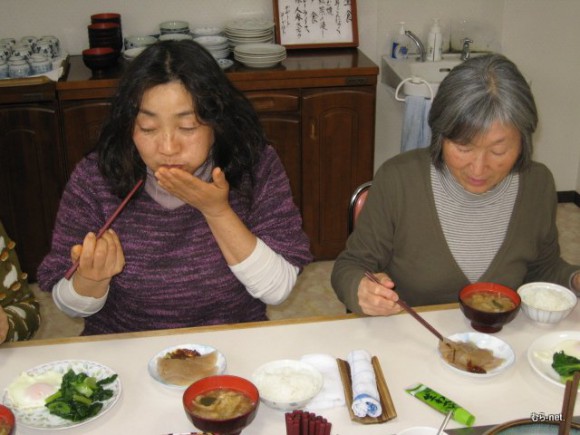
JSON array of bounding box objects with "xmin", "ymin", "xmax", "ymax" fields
[{"xmin": 245, "ymin": 91, "xmax": 299, "ymax": 113}]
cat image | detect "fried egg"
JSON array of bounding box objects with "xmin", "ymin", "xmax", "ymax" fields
[
  {"xmin": 555, "ymin": 340, "xmax": 580, "ymax": 359},
  {"xmin": 6, "ymin": 371, "xmax": 63, "ymax": 409},
  {"xmin": 534, "ymin": 339, "xmax": 580, "ymax": 364}
]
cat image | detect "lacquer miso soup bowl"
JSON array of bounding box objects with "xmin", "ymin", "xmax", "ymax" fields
[
  {"xmin": 182, "ymin": 375, "xmax": 259, "ymax": 435},
  {"xmin": 459, "ymin": 283, "xmax": 521, "ymax": 333}
]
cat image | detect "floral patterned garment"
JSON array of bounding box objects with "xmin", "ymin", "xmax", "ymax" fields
[{"xmin": 0, "ymin": 221, "xmax": 40, "ymax": 342}]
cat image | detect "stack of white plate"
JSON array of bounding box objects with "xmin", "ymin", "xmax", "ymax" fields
[
  {"xmin": 234, "ymin": 43, "xmax": 286, "ymax": 69},
  {"xmin": 194, "ymin": 35, "xmax": 230, "ymax": 59},
  {"xmin": 159, "ymin": 20, "xmax": 190, "ymax": 35},
  {"xmin": 225, "ymin": 17, "xmax": 275, "ymax": 47}
]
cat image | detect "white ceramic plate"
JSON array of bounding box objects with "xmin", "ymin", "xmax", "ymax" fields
[
  {"xmin": 194, "ymin": 35, "xmax": 228, "ymax": 47},
  {"xmin": 234, "ymin": 43, "xmax": 285, "ymax": 56},
  {"xmin": 192, "ymin": 27, "xmax": 224, "ymax": 37},
  {"xmin": 527, "ymin": 330, "xmax": 580, "ymax": 388},
  {"xmin": 1, "ymin": 360, "xmax": 121, "ymax": 430},
  {"xmin": 439, "ymin": 332, "xmax": 515, "ymax": 378},
  {"xmin": 148, "ymin": 343, "xmax": 227, "ymax": 389},
  {"xmin": 226, "ymin": 18, "xmax": 275, "ymax": 32}
]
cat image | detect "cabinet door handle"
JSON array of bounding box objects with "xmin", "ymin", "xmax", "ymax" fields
[{"xmin": 310, "ymin": 119, "xmax": 317, "ymax": 140}]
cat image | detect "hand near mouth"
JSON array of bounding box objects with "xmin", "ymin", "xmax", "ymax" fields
[{"xmin": 155, "ymin": 166, "xmax": 230, "ymax": 218}]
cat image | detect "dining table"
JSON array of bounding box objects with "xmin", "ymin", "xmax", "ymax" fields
[{"xmin": 1, "ymin": 301, "xmax": 579, "ymax": 435}]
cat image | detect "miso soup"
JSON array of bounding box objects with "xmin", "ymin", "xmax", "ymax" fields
[
  {"xmin": 464, "ymin": 291, "xmax": 516, "ymax": 313},
  {"xmin": 191, "ymin": 388, "xmax": 255, "ymax": 420}
]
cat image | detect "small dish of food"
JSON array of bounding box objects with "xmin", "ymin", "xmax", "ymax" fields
[
  {"xmin": 148, "ymin": 343, "xmax": 227, "ymax": 388},
  {"xmin": 517, "ymin": 282, "xmax": 577, "ymax": 325},
  {"xmin": 438, "ymin": 332, "xmax": 515, "ymax": 378},
  {"xmin": 251, "ymin": 359, "xmax": 323, "ymax": 411},
  {"xmin": 182, "ymin": 374, "xmax": 259, "ymax": 435},
  {"xmin": 459, "ymin": 282, "xmax": 521, "ymax": 333}
]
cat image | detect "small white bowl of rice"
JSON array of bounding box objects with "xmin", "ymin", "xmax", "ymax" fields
[
  {"xmin": 517, "ymin": 282, "xmax": 577, "ymax": 324},
  {"xmin": 251, "ymin": 359, "xmax": 323, "ymax": 411}
]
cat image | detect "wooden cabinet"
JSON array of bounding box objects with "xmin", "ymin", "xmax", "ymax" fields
[
  {"xmin": 0, "ymin": 83, "xmax": 64, "ymax": 280},
  {"xmin": 60, "ymin": 100, "xmax": 112, "ymax": 176},
  {"xmin": 301, "ymin": 86, "xmax": 376, "ymax": 258},
  {"xmin": 245, "ymin": 85, "xmax": 376, "ymax": 258},
  {"xmin": 245, "ymin": 90, "xmax": 302, "ymax": 210}
]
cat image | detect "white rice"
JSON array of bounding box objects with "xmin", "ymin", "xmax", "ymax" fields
[
  {"xmin": 254, "ymin": 366, "xmax": 320, "ymax": 402},
  {"xmin": 521, "ymin": 288, "xmax": 572, "ymax": 311}
]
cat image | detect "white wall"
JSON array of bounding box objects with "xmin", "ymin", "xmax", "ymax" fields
[
  {"xmin": 502, "ymin": 0, "xmax": 580, "ymax": 193},
  {"xmin": 1, "ymin": 0, "xmax": 579, "ymax": 192}
]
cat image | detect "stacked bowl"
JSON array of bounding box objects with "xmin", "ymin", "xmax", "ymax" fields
[
  {"xmin": 160, "ymin": 21, "xmax": 190, "ymax": 35},
  {"xmin": 234, "ymin": 43, "xmax": 286, "ymax": 69},
  {"xmin": 225, "ymin": 18, "xmax": 275, "ymax": 48},
  {"xmin": 88, "ymin": 22, "xmax": 123, "ymax": 53},
  {"xmin": 194, "ymin": 35, "xmax": 230, "ymax": 59},
  {"xmin": 85, "ymin": 12, "xmax": 122, "ymax": 72}
]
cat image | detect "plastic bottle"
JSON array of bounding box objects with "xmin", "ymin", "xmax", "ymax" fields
[
  {"xmin": 391, "ymin": 22, "xmax": 408, "ymax": 60},
  {"xmin": 427, "ymin": 18, "xmax": 443, "ymax": 61}
]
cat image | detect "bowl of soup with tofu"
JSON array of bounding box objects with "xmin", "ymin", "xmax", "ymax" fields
[
  {"xmin": 182, "ymin": 375, "xmax": 259, "ymax": 435},
  {"xmin": 459, "ymin": 283, "xmax": 521, "ymax": 333}
]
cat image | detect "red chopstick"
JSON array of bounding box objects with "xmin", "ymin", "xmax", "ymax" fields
[{"xmin": 64, "ymin": 179, "xmax": 144, "ymax": 280}]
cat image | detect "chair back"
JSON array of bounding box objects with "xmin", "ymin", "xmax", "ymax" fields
[{"xmin": 348, "ymin": 181, "xmax": 372, "ymax": 234}]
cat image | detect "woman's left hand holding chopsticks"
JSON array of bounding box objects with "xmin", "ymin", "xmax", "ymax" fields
[{"xmin": 70, "ymin": 229, "xmax": 125, "ymax": 298}]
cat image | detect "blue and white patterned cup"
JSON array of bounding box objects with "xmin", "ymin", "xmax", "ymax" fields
[
  {"xmin": 30, "ymin": 55, "xmax": 52, "ymax": 74},
  {"xmin": 0, "ymin": 59, "xmax": 8, "ymax": 79},
  {"xmin": 8, "ymin": 57, "xmax": 30, "ymax": 78},
  {"xmin": 34, "ymin": 40, "xmax": 53, "ymax": 59},
  {"xmin": 0, "ymin": 50, "xmax": 9, "ymax": 62},
  {"xmin": 0, "ymin": 38, "xmax": 16, "ymax": 48},
  {"xmin": 11, "ymin": 43, "xmax": 32, "ymax": 60},
  {"xmin": 39, "ymin": 35, "xmax": 60, "ymax": 57},
  {"xmin": 20, "ymin": 36, "xmax": 38, "ymax": 50}
]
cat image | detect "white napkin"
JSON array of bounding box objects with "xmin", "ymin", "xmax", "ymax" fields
[
  {"xmin": 347, "ymin": 349, "xmax": 382, "ymax": 418},
  {"xmin": 300, "ymin": 353, "xmax": 345, "ymax": 410}
]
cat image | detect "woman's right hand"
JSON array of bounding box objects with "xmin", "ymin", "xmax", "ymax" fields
[
  {"xmin": 71, "ymin": 229, "xmax": 125, "ymax": 298},
  {"xmin": 358, "ymin": 272, "xmax": 403, "ymax": 316}
]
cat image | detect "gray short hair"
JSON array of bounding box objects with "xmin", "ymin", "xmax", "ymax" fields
[{"xmin": 429, "ymin": 53, "xmax": 537, "ymax": 171}]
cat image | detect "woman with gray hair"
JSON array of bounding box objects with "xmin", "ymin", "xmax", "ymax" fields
[{"xmin": 332, "ymin": 53, "xmax": 579, "ymax": 316}]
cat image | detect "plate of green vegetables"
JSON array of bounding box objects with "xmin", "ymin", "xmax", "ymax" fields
[
  {"xmin": 527, "ymin": 330, "xmax": 580, "ymax": 388},
  {"xmin": 2, "ymin": 359, "xmax": 120, "ymax": 430}
]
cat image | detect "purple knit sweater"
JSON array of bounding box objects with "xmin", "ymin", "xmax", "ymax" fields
[{"xmin": 38, "ymin": 146, "xmax": 312, "ymax": 335}]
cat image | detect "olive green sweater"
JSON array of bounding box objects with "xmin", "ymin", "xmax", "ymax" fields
[
  {"xmin": 0, "ymin": 221, "xmax": 40, "ymax": 342},
  {"xmin": 332, "ymin": 149, "xmax": 579, "ymax": 313}
]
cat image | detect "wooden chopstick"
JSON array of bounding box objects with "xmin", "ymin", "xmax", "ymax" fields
[
  {"xmin": 364, "ymin": 271, "xmax": 445, "ymax": 341},
  {"xmin": 64, "ymin": 179, "xmax": 144, "ymax": 280},
  {"xmin": 559, "ymin": 371, "xmax": 580, "ymax": 435}
]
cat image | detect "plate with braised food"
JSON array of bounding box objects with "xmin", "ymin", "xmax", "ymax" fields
[
  {"xmin": 148, "ymin": 343, "xmax": 227, "ymax": 388},
  {"xmin": 438, "ymin": 332, "xmax": 515, "ymax": 378},
  {"xmin": 2, "ymin": 359, "xmax": 120, "ymax": 430}
]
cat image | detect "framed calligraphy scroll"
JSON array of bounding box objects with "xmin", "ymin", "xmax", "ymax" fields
[{"xmin": 273, "ymin": 0, "xmax": 358, "ymax": 49}]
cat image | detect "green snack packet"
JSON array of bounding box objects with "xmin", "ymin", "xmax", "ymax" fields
[{"xmin": 406, "ymin": 383, "xmax": 475, "ymax": 427}]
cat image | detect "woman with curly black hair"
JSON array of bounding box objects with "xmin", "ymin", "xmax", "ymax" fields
[{"xmin": 38, "ymin": 40, "xmax": 312, "ymax": 335}]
